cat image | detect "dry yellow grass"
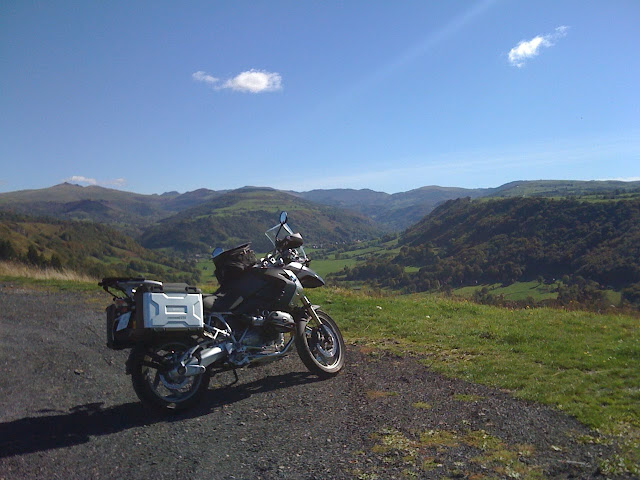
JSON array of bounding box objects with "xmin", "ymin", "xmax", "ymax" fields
[{"xmin": 0, "ymin": 261, "xmax": 97, "ymax": 283}]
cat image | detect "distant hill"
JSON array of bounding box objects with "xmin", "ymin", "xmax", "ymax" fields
[
  {"xmin": 139, "ymin": 187, "xmax": 386, "ymax": 253},
  {"xmin": 488, "ymin": 179, "xmax": 640, "ymax": 198},
  {"xmin": 296, "ymin": 180, "xmax": 640, "ymax": 230},
  {"xmin": 161, "ymin": 188, "xmax": 228, "ymax": 211},
  {"xmin": 0, "ymin": 183, "xmax": 226, "ymax": 235},
  {"xmin": 296, "ymin": 186, "xmax": 490, "ymax": 229},
  {"xmin": 2, "ymin": 180, "xmax": 638, "ymax": 235}
]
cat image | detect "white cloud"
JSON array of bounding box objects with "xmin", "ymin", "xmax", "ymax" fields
[
  {"xmin": 192, "ymin": 71, "xmax": 219, "ymax": 85},
  {"xmin": 222, "ymin": 69, "xmax": 282, "ymax": 93},
  {"xmin": 66, "ymin": 175, "xmax": 97, "ymax": 185},
  {"xmin": 64, "ymin": 176, "xmax": 127, "ymax": 188},
  {"xmin": 193, "ymin": 69, "xmax": 282, "ymax": 93},
  {"xmin": 105, "ymin": 178, "xmax": 127, "ymax": 187},
  {"xmin": 508, "ymin": 26, "xmax": 569, "ymax": 67}
]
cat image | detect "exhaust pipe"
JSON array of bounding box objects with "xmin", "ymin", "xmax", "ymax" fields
[
  {"xmin": 199, "ymin": 345, "xmax": 228, "ymax": 368},
  {"xmin": 175, "ymin": 344, "xmax": 230, "ymax": 377}
]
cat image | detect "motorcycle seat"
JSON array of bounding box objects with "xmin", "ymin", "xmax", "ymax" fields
[
  {"xmin": 202, "ymin": 294, "xmax": 218, "ymax": 312},
  {"xmin": 202, "ymin": 293, "xmax": 238, "ymax": 312}
]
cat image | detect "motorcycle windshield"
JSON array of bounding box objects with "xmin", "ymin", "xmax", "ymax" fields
[{"xmin": 265, "ymin": 222, "xmax": 307, "ymax": 261}]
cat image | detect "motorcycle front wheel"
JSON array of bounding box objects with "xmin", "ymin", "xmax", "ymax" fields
[
  {"xmin": 295, "ymin": 309, "xmax": 345, "ymax": 377},
  {"xmin": 130, "ymin": 338, "xmax": 210, "ymax": 412}
]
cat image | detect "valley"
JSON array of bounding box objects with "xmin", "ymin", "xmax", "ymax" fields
[{"xmin": 1, "ymin": 179, "xmax": 640, "ymax": 310}]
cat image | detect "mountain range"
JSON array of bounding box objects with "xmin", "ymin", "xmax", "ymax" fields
[
  {"xmin": 1, "ymin": 179, "xmax": 639, "ymax": 295},
  {"xmin": 2, "ymin": 179, "xmax": 638, "ymax": 235}
]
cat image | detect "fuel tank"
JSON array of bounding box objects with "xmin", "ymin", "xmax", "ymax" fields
[
  {"xmin": 283, "ymin": 262, "xmax": 325, "ymax": 288},
  {"xmin": 208, "ymin": 265, "xmax": 304, "ymax": 313}
]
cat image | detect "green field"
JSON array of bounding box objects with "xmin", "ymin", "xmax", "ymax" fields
[
  {"xmin": 306, "ymin": 240, "xmax": 399, "ymax": 279},
  {"xmin": 454, "ymin": 281, "xmax": 559, "ymax": 302},
  {"xmin": 454, "ymin": 281, "xmax": 623, "ymax": 306},
  {"xmin": 309, "ymin": 257, "xmax": 357, "ymax": 278}
]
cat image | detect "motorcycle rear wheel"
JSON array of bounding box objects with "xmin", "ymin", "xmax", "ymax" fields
[
  {"xmin": 130, "ymin": 338, "xmax": 210, "ymax": 412},
  {"xmin": 295, "ymin": 309, "xmax": 345, "ymax": 377}
]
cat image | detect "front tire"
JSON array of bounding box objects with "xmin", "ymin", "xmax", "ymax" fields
[
  {"xmin": 295, "ymin": 309, "xmax": 345, "ymax": 377},
  {"xmin": 130, "ymin": 338, "xmax": 210, "ymax": 412}
]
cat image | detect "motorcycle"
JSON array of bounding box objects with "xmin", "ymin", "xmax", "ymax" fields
[{"xmin": 99, "ymin": 211, "xmax": 345, "ymax": 411}]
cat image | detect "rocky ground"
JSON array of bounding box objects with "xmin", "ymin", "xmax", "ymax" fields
[{"xmin": 0, "ymin": 284, "xmax": 634, "ymax": 479}]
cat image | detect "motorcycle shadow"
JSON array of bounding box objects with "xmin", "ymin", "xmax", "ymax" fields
[
  {"xmin": 0, "ymin": 370, "xmax": 324, "ymax": 458},
  {"xmin": 199, "ymin": 369, "xmax": 322, "ymax": 413}
]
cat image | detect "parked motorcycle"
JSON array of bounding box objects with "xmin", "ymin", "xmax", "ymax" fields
[{"xmin": 99, "ymin": 212, "xmax": 345, "ymax": 411}]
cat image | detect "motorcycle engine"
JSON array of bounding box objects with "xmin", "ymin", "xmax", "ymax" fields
[{"xmin": 229, "ymin": 314, "xmax": 281, "ymax": 347}]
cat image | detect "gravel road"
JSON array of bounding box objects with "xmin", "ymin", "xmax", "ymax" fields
[{"xmin": 0, "ymin": 284, "xmax": 632, "ymax": 479}]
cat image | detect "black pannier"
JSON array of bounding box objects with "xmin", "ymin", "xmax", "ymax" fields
[
  {"xmin": 106, "ymin": 303, "xmax": 138, "ymax": 350},
  {"xmin": 213, "ymin": 243, "xmax": 257, "ymax": 286}
]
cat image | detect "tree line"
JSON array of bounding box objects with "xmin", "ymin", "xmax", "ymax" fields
[{"xmin": 331, "ymin": 197, "xmax": 640, "ymax": 309}]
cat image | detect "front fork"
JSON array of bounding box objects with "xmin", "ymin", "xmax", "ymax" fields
[{"xmin": 300, "ymin": 295, "xmax": 322, "ymax": 324}]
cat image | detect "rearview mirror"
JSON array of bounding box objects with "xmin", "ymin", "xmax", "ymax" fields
[{"xmin": 279, "ymin": 211, "xmax": 288, "ymax": 225}]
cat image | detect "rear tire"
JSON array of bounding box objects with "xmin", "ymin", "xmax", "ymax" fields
[
  {"xmin": 295, "ymin": 309, "xmax": 345, "ymax": 377},
  {"xmin": 130, "ymin": 338, "xmax": 210, "ymax": 412}
]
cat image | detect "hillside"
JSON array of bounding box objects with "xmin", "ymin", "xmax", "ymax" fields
[
  {"xmin": 0, "ymin": 212, "xmax": 199, "ymax": 282},
  {"xmin": 139, "ymin": 187, "xmax": 387, "ymax": 253},
  {"xmin": 339, "ymin": 197, "xmax": 640, "ymax": 307},
  {"xmin": 401, "ymin": 196, "xmax": 640, "ymax": 287}
]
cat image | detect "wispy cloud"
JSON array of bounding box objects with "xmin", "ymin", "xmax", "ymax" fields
[
  {"xmin": 598, "ymin": 176, "xmax": 640, "ymax": 182},
  {"xmin": 192, "ymin": 71, "xmax": 218, "ymax": 85},
  {"xmin": 192, "ymin": 69, "xmax": 282, "ymax": 93},
  {"xmin": 64, "ymin": 176, "xmax": 127, "ymax": 188},
  {"xmin": 508, "ymin": 26, "xmax": 569, "ymax": 67},
  {"xmin": 280, "ymin": 130, "xmax": 639, "ymax": 192},
  {"xmin": 66, "ymin": 175, "xmax": 97, "ymax": 185}
]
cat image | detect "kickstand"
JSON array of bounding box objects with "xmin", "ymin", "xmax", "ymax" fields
[{"xmin": 219, "ymin": 367, "xmax": 240, "ymax": 389}]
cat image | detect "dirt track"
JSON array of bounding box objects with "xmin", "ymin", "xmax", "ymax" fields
[{"xmin": 0, "ymin": 284, "xmax": 631, "ymax": 479}]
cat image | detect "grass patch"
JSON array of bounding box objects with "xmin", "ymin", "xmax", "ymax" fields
[
  {"xmin": 309, "ymin": 287, "xmax": 640, "ymax": 473},
  {"xmin": 0, "ymin": 261, "xmax": 97, "ymax": 291},
  {"xmin": 365, "ymin": 427, "xmax": 544, "ymax": 479},
  {"xmin": 313, "ymin": 287, "xmax": 639, "ymax": 429},
  {"xmin": 365, "ymin": 390, "xmax": 398, "ymax": 400}
]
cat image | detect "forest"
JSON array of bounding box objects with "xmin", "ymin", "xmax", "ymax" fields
[{"xmin": 335, "ymin": 197, "xmax": 640, "ymax": 309}]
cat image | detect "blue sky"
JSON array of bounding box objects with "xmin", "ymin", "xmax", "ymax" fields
[{"xmin": 1, "ymin": 1, "xmax": 639, "ymax": 194}]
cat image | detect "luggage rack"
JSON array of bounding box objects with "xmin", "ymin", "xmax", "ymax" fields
[{"xmin": 99, "ymin": 277, "xmax": 162, "ymax": 299}]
